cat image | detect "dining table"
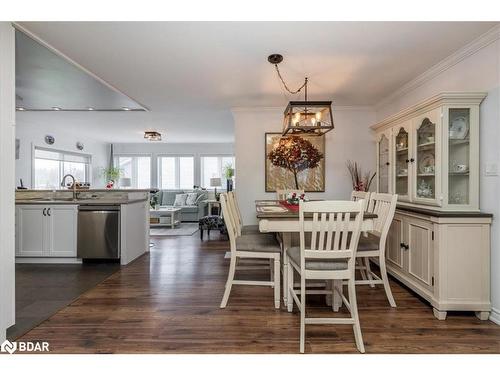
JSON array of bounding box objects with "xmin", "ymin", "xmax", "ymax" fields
[{"xmin": 255, "ymin": 199, "xmax": 377, "ymax": 311}]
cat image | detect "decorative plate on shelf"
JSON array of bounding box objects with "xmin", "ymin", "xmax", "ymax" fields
[
  {"xmin": 449, "ymin": 116, "xmax": 469, "ymax": 139},
  {"xmin": 419, "ymin": 153, "xmax": 435, "ymax": 174}
]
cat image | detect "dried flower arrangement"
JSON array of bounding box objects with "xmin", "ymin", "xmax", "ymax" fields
[{"xmin": 346, "ymin": 160, "xmax": 376, "ymax": 192}]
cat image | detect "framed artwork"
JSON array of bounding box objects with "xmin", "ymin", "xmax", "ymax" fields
[{"xmin": 265, "ymin": 132, "xmax": 325, "ymax": 192}]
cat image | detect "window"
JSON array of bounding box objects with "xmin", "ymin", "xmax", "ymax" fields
[
  {"xmin": 115, "ymin": 155, "xmax": 151, "ymax": 189},
  {"xmin": 33, "ymin": 147, "xmax": 91, "ymax": 189},
  {"xmin": 158, "ymin": 156, "xmax": 194, "ymax": 189},
  {"xmin": 201, "ymin": 156, "xmax": 235, "ymax": 189}
]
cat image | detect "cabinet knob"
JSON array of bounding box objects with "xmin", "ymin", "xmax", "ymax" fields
[
  {"xmin": 385, "ymin": 162, "xmax": 390, "ymax": 166},
  {"xmin": 405, "ymin": 159, "xmax": 410, "ymax": 164},
  {"xmin": 410, "ymin": 158, "xmax": 415, "ymax": 163}
]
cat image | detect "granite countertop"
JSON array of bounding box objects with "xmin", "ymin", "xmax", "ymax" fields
[{"xmin": 15, "ymin": 198, "xmax": 148, "ymax": 205}]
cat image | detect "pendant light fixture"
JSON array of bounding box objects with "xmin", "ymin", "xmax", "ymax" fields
[
  {"xmin": 268, "ymin": 54, "xmax": 334, "ymax": 136},
  {"xmin": 144, "ymin": 131, "xmax": 162, "ymax": 141}
]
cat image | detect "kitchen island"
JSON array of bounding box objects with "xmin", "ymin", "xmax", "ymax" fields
[{"xmin": 15, "ymin": 189, "xmax": 150, "ymax": 265}]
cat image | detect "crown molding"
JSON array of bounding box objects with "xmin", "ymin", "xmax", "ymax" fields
[
  {"xmin": 371, "ymin": 92, "xmax": 487, "ymax": 131},
  {"xmin": 375, "ymin": 24, "xmax": 500, "ymax": 111}
]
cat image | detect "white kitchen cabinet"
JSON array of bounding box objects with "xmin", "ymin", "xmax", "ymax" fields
[
  {"xmin": 372, "ymin": 92, "xmax": 485, "ymax": 211},
  {"xmin": 16, "ymin": 205, "xmax": 78, "ymax": 258},
  {"xmin": 16, "ymin": 205, "xmax": 47, "ymax": 257}
]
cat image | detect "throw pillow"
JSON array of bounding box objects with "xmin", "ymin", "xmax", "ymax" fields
[
  {"xmin": 185, "ymin": 192, "xmax": 198, "ymax": 206},
  {"xmin": 195, "ymin": 191, "xmax": 208, "ymax": 204},
  {"xmin": 173, "ymin": 193, "xmax": 188, "ymax": 206}
]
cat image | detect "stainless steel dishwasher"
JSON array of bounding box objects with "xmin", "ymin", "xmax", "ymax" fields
[{"xmin": 77, "ymin": 205, "xmax": 120, "ymax": 259}]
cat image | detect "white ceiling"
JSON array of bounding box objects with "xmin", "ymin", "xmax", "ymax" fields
[{"xmin": 17, "ymin": 21, "xmax": 498, "ymax": 143}]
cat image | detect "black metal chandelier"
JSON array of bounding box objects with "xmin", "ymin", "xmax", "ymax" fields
[{"xmin": 268, "ymin": 54, "xmax": 334, "ymax": 136}]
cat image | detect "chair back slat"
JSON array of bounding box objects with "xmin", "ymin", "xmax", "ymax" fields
[
  {"xmin": 219, "ymin": 194, "xmax": 238, "ymax": 251},
  {"xmin": 299, "ymin": 200, "xmax": 364, "ymax": 271},
  {"xmin": 351, "ymin": 191, "xmax": 371, "ymax": 211},
  {"xmin": 227, "ymin": 191, "xmax": 242, "ymax": 235}
]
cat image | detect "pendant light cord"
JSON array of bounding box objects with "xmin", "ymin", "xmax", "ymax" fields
[{"xmin": 274, "ymin": 64, "xmax": 308, "ymax": 96}]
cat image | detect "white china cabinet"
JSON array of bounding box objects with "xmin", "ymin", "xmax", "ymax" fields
[
  {"xmin": 374, "ymin": 92, "xmax": 483, "ymax": 211},
  {"xmin": 372, "ymin": 93, "xmax": 491, "ymax": 321}
]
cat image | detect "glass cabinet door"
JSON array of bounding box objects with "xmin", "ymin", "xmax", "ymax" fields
[
  {"xmin": 448, "ymin": 108, "xmax": 470, "ymax": 205},
  {"xmin": 415, "ymin": 118, "xmax": 436, "ymax": 201},
  {"xmin": 378, "ymin": 134, "xmax": 390, "ymax": 193},
  {"xmin": 394, "ymin": 127, "xmax": 410, "ymax": 199}
]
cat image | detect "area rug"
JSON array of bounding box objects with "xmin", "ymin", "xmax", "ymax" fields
[{"xmin": 150, "ymin": 223, "xmax": 199, "ymax": 236}]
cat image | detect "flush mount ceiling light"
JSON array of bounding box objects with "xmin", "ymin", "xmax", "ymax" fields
[
  {"xmin": 87, "ymin": 107, "xmax": 94, "ymax": 111},
  {"xmin": 16, "ymin": 107, "xmax": 25, "ymax": 111},
  {"xmin": 122, "ymin": 107, "xmax": 131, "ymax": 111},
  {"xmin": 268, "ymin": 54, "xmax": 334, "ymax": 136},
  {"xmin": 52, "ymin": 106, "xmax": 61, "ymax": 111},
  {"xmin": 144, "ymin": 131, "xmax": 162, "ymax": 141}
]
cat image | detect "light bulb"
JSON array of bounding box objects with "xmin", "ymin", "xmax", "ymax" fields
[
  {"xmin": 315, "ymin": 111, "xmax": 322, "ymax": 121},
  {"xmin": 311, "ymin": 117, "xmax": 316, "ymax": 126},
  {"xmin": 294, "ymin": 112, "xmax": 301, "ymax": 125}
]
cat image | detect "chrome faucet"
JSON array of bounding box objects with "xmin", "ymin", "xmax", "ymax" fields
[{"xmin": 61, "ymin": 174, "xmax": 78, "ymax": 200}]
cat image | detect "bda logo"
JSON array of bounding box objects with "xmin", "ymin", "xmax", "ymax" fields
[{"xmin": 1, "ymin": 340, "xmax": 17, "ymax": 354}]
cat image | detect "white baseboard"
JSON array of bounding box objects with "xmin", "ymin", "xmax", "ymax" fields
[
  {"xmin": 16, "ymin": 257, "xmax": 82, "ymax": 264},
  {"xmin": 490, "ymin": 308, "xmax": 500, "ymax": 325}
]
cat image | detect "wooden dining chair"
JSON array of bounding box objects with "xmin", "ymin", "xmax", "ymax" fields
[
  {"xmin": 220, "ymin": 193, "xmax": 281, "ymax": 309},
  {"xmin": 351, "ymin": 190, "xmax": 371, "ymax": 211},
  {"xmin": 227, "ymin": 191, "xmax": 259, "ymax": 235},
  {"xmin": 355, "ymin": 192, "xmax": 398, "ymax": 307},
  {"xmin": 287, "ymin": 200, "xmax": 366, "ymax": 353},
  {"xmin": 276, "ymin": 189, "xmax": 305, "ymax": 201}
]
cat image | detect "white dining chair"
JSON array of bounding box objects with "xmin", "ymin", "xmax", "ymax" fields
[
  {"xmin": 355, "ymin": 192, "xmax": 398, "ymax": 307},
  {"xmin": 276, "ymin": 189, "xmax": 305, "ymax": 201},
  {"xmin": 220, "ymin": 193, "xmax": 281, "ymax": 309},
  {"xmin": 287, "ymin": 200, "xmax": 366, "ymax": 353}
]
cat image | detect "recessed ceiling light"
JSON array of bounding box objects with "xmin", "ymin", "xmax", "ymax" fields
[
  {"xmin": 87, "ymin": 107, "xmax": 94, "ymax": 111},
  {"xmin": 52, "ymin": 107, "xmax": 61, "ymax": 111},
  {"xmin": 16, "ymin": 107, "xmax": 25, "ymax": 111},
  {"xmin": 122, "ymin": 107, "xmax": 131, "ymax": 111}
]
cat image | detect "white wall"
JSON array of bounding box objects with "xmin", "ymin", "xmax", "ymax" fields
[
  {"xmin": 375, "ymin": 32, "xmax": 500, "ymax": 324},
  {"xmin": 113, "ymin": 142, "xmax": 234, "ymax": 188},
  {"xmin": 233, "ymin": 107, "xmax": 376, "ymax": 225},
  {"xmin": 0, "ymin": 22, "xmax": 15, "ymax": 342},
  {"xmin": 15, "ymin": 113, "xmax": 110, "ymax": 189}
]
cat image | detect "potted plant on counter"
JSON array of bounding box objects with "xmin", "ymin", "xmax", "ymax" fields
[{"xmin": 100, "ymin": 166, "xmax": 122, "ymax": 189}]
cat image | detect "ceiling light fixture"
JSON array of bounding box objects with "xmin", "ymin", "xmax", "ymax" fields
[
  {"xmin": 87, "ymin": 107, "xmax": 94, "ymax": 111},
  {"xmin": 16, "ymin": 107, "xmax": 25, "ymax": 111},
  {"xmin": 268, "ymin": 54, "xmax": 334, "ymax": 136},
  {"xmin": 144, "ymin": 131, "xmax": 162, "ymax": 141},
  {"xmin": 122, "ymin": 107, "xmax": 131, "ymax": 111},
  {"xmin": 52, "ymin": 106, "xmax": 61, "ymax": 111}
]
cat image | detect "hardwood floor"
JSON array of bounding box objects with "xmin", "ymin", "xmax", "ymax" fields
[{"xmin": 18, "ymin": 232, "xmax": 500, "ymax": 354}]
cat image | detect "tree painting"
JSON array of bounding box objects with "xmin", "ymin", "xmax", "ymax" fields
[{"xmin": 268, "ymin": 135, "xmax": 324, "ymax": 189}]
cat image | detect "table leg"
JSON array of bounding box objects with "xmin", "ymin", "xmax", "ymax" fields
[{"xmin": 282, "ymin": 232, "xmax": 291, "ymax": 307}]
